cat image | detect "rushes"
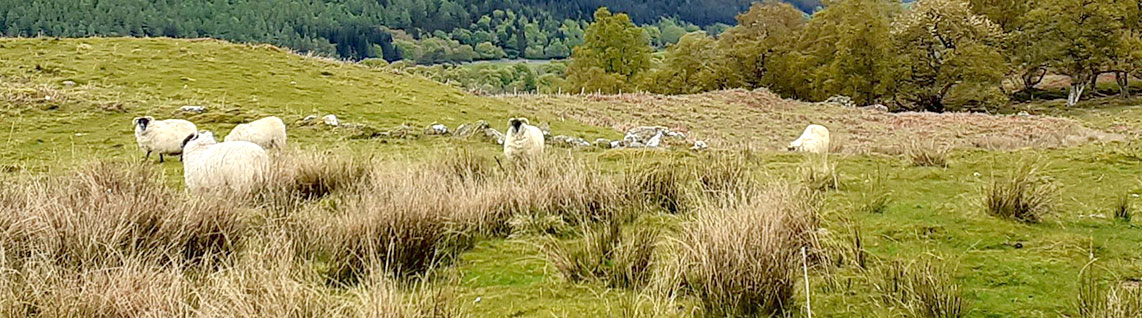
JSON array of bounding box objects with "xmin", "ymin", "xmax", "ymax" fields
[
  {"xmin": 541, "ymin": 220, "xmax": 660, "ymax": 289},
  {"xmin": 873, "ymin": 260, "xmax": 966, "ymax": 318},
  {"xmin": 905, "ymin": 141, "xmax": 950, "ymax": 168},
  {"xmin": 1114, "ymin": 194, "xmax": 1133, "ymax": 224},
  {"xmin": 982, "ymin": 163, "xmax": 1057, "ymax": 224}
]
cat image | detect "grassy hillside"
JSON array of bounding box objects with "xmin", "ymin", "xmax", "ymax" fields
[{"xmin": 3, "ymin": 38, "xmax": 1142, "ymax": 317}]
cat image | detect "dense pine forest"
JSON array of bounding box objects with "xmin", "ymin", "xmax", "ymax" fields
[{"xmin": 0, "ymin": 0, "xmax": 817, "ymax": 62}]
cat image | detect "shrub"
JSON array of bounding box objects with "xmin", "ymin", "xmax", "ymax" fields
[
  {"xmin": 873, "ymin": 260, "xmax": 966, "ymax": 318},
  {"xmin": 905, "ymin": 141, "xmax": 950, "ymax": 167},
  {"xmin": 674, "ymin": 185, "xmax": 820, "ymax": 316},
  {"xmin": 982, "ymin": 164, "xmax": 1056, "ymax": 224}
]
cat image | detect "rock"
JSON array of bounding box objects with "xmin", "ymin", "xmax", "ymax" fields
[
  {"xmin": 301, "ymin": 114, "xmax": 318, "ymax": 123},
  {"xmin": 610, "ymin": 141, "xmax": 623, "ymax": 149},
  {"xmin": 825, "ymin": 95, "xmax": 855, "ymax": 108},
  {"xmin": 180, "ymin": 105, "xmax": 207, "ymax": 114},
  {"xmin": 388, "ymin": 124, "xmax": 417, "ymax": 139},
  {"xmin": 863, "ymin": 104, "xmax": 889, "ymax": 112},
  {"xmin": 549, "ymin": 135, "xmax": 590, "ymax": 148},
  {"xmin": 623, "ymin": 126, "xmax": 686, "ymax": 149},
  {"xmin": 646, "ymin": 132, "xmax": 665, "ymax": 148},
  {"xmin": 691, "ymin": 140, "xmax": 709, "ymax": 151},
  {"xmin": 455, "ymin": 120, "xmax": 490, "ymax": 138},
  {"xmin": 594, "ymin": 138, "xmax": 612, "ymax": 148},
  {"xmin": 1017, "ymin": 111, "xmax": 1031, "ymax": 117},
  {"xmin": 425, "ymin": 123, "xmax": 449, "ymax": 135},
  {"xmin": 61, "ymin": 80, "xmax": 76, "ymax": 87},
  {"xmin": 485, "ymin": 127, "xmax": 506, "ymax": 145},
  {"xmin": 323, "ymin": 114, "xmax": 340, "ymax": 126},
  {"xmin": 537, "ymin": 122, "xmax": 552, "ymax": 137}
]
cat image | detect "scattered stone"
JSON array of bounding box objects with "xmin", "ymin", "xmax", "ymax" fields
[
  {"xmin": 301, "ymin": 114, "xmax": 318, "ymax": 123},
  {"xmin": 387, "ymin": 124, "xmax": 417, "ymax": 139},
  {"xmin": 863, "ymin": 104, "xmax": 889, "ymax": 112},
  {"xmin": 594, "ymin": 138, "xmax": 612, "ymax": 148},
  {"xmin": 1017, "ymin": 111, "xmax": 1031, "ymax": 117},
  {"xmin": 623, "ymin": 126, "xmax": 687, "ymax": 149},
  {"xmin": 691, "ymin": 140, "xmax": 709, "ymax": 151},
  {"xmin": 610, "ymin": 140, "xmax": 623, "ymax": 149},
  {"xmin": 425, "ymin": 123, "xmax": 449, "ymax": 135},
  {"xmin": 550, "ymin": 135, "xmax": 591, "ymax": 148},
  {"xmin": 825, "ymin": 95, "xmax": 856, "ymax": 108},
  {"xmin": 323, "ymin": 114, "xmax": 340, "ymax": 126},
  {"xmin": 537, "ymin": 122, "xmax": 552, "ymax": 137},
  {"xmin": 180, "ymin": 105, "xmax": 207, "ymax": 114},
  {"xmin": 455, "ymin": 120, "xmax": 490, "ymax": 138},
  {"xmin": 485, "ymin": 127, "xmax": 506, "ymax": 145},
  {"xmin": 61, "ymin": 80, "xmax": 76, "ymax": 87}
]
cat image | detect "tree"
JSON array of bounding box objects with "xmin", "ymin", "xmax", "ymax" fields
[
  {"xmin": 1027, "ymin": 0, "xmax": 1121, "ymax": 107},
  {"xmin": 646, "ymin": 32, "xmax": 720, "ymax": 94},
  {"xmin": 564, "ymin": 7, "xmax": 652, "ymax": 93},
  {"xmin": 1113, "ymin": 0, "xmax": 1142, "ymax": 98},
  {"xmin": 796, "ymin": 0, "xmax": 899, "ymax": 105},
  {"xmin": 713, "ymin": 1, "xmax": 805, "ymax": 90},
  {"xmin": 891, "ymin": 0, "xmax": 1007, "ymax": 112},
  {"xmin": 969, "ymin": 0, "xmax": 1044, "ymax": 96}
]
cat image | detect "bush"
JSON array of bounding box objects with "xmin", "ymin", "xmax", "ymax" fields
[
  {"xmin": 674, "ymin": 185, "xmax": 820, "ymax": 316},
  {"xmin": 982, "ymin": 164, "xmax": 1056, "ymax": 224},
  {"xmin": 872, "ymin": 259, "xmax": 967, "ymax": 318}
]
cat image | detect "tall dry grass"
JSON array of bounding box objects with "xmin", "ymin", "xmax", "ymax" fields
[
  {"xmin": 671, "ymin": 184, "xmax": 821, "ymax": 316},
  {"xmin": 982, "ymin": 163, "xmax": 1057, "ymax": 224},
  {"xmin": 1077, "ymin": 266, "xmax": 1142, "ymax": 318},
  {"xmin": 872, "ymin": 259, "xmax": 966, "ymax": 318}
]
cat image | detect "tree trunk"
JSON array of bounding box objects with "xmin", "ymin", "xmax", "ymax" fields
[
  {"xmin": 1117, "ymin": 71, "xmax": 1130, "ymax": 99},
  {"xmin": 1067, "ymin": 82, "xmax": 1087, "ymax": 108}
]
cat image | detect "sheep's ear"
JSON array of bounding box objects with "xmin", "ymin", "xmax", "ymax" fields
[{"xmin": 519, "ymin": 118, "xmax": 530, "ymax": 125}]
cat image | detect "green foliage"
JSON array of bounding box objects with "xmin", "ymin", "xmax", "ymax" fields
[
  {"xmin": 891, "ymin": 0, "xmax": 1007, "ymax": 112},
  {"xmin": 794, "ymin": 0, "xmax": 899, "ymax": 105},
  {"xmin": 1026, "ymin": 0, "xmax": 1122, "ymax": 106},
  {"xmin": 644, "ymin": 32, "xmax": 720, "ymax": 94},
  {"xmin": 565, "ymin": 7, "xmax": 654, "ymax": 93},
  {"xmin": 713, "ymin": 1, "xmax": 806, "ymax": 90}
]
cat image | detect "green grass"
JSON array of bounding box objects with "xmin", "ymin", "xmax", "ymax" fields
[{"xmin": 4, "ymin": 38, "xmax": 1142, "ymax": 317}]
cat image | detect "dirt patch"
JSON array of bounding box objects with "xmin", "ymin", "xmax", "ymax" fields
[{"xmin": 501, "ymin": 89, "xmax": 1119, "ymax": 154}]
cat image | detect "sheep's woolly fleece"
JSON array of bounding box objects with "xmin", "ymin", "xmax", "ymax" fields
[
  {"xmin": 789, "ymin": 124, "xmax": 830, "ymax": 154},
  {"xmin": 182, "ymin": 131, "xmax": 270, "ymax": 195},
  {"xmin": 504, "ymin": 118, "xmax": 545, "ymax": 161},
  {"xmin": 225, "ymin": 116, "xmax": 287, "ymax": 150},
  {"xmin": 134, "ymin": 116, "xmax": 197, "ymax": 159}
]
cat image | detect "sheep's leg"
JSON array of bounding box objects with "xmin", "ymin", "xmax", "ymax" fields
[
  {"xmin": 159, "ymin": 154, "xmax": 165, "ymax": 163},
  {"xmin": 144, "ymin": 151, "xmax": 152, "ymax": 161}
]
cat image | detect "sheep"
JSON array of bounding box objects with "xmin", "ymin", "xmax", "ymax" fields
[
  {"xmin": 181, "ymin": 131, "xmax": 271, "ymax": 195},
  {"xmin": 788, "ymin": 124, "xmax": 830, "ymax": 154},
  {"xmin": 503, "ymin": 117, "xmax": 545, "ymax": 161},
  {"xmin": 224, "ymin": 116, "xmax": 287, "ymax": 150},
  {"xmin": 133, "ymin": 116, "xmax": 197, "ymax": 163}
]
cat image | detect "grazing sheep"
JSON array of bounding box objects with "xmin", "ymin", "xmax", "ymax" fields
[
  {"xmin": 133, "ymin": 116, "xmax": 197, "ymax": 163},
  {"xmin": 181, "ymin": 131, "xmax": 270, "ymax": 195},
  {"xmin": 503, "ymin": 118, "xmax": 545, "ymax": 161},
  {"xmin": 788, "ymin": 124, "xmax": 830, "ymax": 154},
  {"xmin": 224, "ymin": 116, "xmax": 287, "ymax": 150}
]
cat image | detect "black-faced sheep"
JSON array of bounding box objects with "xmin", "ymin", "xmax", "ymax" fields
[
  {"xmin": 504, "ymin": 118, "xmax": 545, "ymax": 161},
  {"xmin": 133, "ymin": 116, "xmax": 197, "ymax": 163}
]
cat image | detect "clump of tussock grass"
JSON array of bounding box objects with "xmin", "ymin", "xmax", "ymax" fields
[
  {"xmin": 905, "ymin": 141, "xmax": 950, "ymax": 167},
  {"xmin": 857, "ymin": 170, "xmax": 891, "ymax": 214},
  {"xmin": 541, "ymin": 219, "xmax": 659, "ymax": 289},
  {"xmin": 623, "ymin": 162, "xmax": 689, "ymax": 214},
  {"xmin": 1077, "ymin": 266, "xmax": 1142, "ymax": 318},
  {"xmin": 257, "ymin": 151, "xmax": 372, "ymax": 209},
  {"xmin": 801, "ymin": 158, "xmax": 842, "ymax": 192},
  {"xmin": 671, "ymin": 185, "xmax": 820, "ymax": 316},
  {"xmin": 873, "ymin": 259, "xmax": 966, "ymax": 318},
  {"xmin": 438, "ymin": 149, "xmax": 494, "ymax": 184},
  {"xmin": 691, "ymin": 152, "xmax": 753, "ymax": 203},
  {"xmin": 0, "ymin": 256, "xmax": 193, "ymax": 317},
  {"xmin": 502, "ymin": 155, "xmax": 630, "ymax": 227},
  {"xmin": 1114, "ymin": 194, "xmax": 1133, "ymax": 224},
  {"xmin": 982, "ymin": 163, "xmax": 1057, "ymax": 224},
  {"xmin": 0, "ymin": 162, "xmax": 248, "ymax": 269}
]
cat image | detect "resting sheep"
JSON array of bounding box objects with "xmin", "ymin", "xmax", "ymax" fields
[
  {"xmin": 133, "ymin": 116, "xmax": 197, "ymax": 163},
  {"xmin": 181, "ymin": 131, "xmax": 271, "ymax": 195},
  {"xmin": 503, "ymin": 118, "xmax": 545, "ymax": 161},
  {"xmin": 788, "ymin": 124, "xmax": 830, "ymax": 154},
  {"xmin": 224, "ymin": 116, "xmax": 287, "ymax": 150}
]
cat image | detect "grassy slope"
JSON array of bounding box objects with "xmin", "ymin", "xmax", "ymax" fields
[{"xmin": 3, "ymin": 38, "xmax": 1142, "ymax": 317}]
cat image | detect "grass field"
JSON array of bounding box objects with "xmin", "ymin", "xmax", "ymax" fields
[{"xmin": 3, "ymin": 38, "xmax": 1142, "ymax": 317}]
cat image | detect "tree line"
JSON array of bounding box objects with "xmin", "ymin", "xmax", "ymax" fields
[
  {"xmin": 0, "ymin": 0, "xmax": 779, "ymax": 63},
  {"xmin": 564, "ymin": 0, "xmax": 1139, "ymax": 112}
]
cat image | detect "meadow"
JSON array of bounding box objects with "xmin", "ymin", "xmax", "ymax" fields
[{"xmin": 2, "ymin": 38, "xmax": 1142, "ymax": 317}]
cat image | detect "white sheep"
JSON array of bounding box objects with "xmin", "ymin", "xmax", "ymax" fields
[
  {"xmin": 133, "ymin": 116, "xmax": 197, "ymax": 163},
  {"xmin": 503, "ymin": 118, "xmax": 545, "ymax": 161},
  {"xmin": 181, "ymin": 131, "xmax": 271, "ymax": 195},
  {"xmin": 224, "ymin": 116, "xmax": 287, "ymax": 150},
  {"xmin": 788, "ymin": 124, "xmax": 831, "ymax": 154}
]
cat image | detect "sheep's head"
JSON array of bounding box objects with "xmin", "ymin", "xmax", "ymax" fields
[
  {"xmin": 788, "ymin": 139, "xmax": 801, "ymax": 151},
  {"xmin": 509, "ymin": 117, "xmax": 529, "ymax": 133},
  {"xmin": 133, "ymin": 116, "xmax": 154, "ymax": 131},
  {"xmin": 181, "ymin": 130, "xmax": 217, "ymax": 150}
]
